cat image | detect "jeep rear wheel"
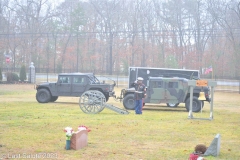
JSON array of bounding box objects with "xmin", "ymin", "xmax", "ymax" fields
[
  {"xmin": 123, "ymin": 94, "xmax": 135, "ymax": 110},
  {"xmin": 36, "ymin": 89, "xmax": 51, "ymax": 103},
  {"xmin": 167, "ymin": 103, "xmax": 179, "ymax": 108},
  {"xmin": 185, "ymin": 96, "xmax": 202, "ymax": 112}
]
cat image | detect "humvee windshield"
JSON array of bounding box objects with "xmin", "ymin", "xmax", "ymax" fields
[{"xmin": 88, "ymin": 75, "xmax": 100, "ymax": 84}]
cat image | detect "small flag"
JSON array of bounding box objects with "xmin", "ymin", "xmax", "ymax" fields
[
  {"xmin": 204, "ymin": 66, "xmax": 212, "ymax": 74},
  {"xmin": 5, "ymin": 55, "xmax": 11, "ymax": 63},
  {"xmin": 6, "ymin": 57, "xmax": 10, "ymax": 63}
]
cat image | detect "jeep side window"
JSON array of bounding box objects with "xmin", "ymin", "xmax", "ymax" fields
[
  {"xmin": 59, "ymin": 76, "xmax": 70, "ymax": 84},
  {"xmin": 73, "ymin": 76, "xmax": 87, "ymax": 84},
  {"xmin": 157, "ymin": 81, "xmax": 163, "ymax": 88},
  {"xmin": 151, "ymin": 81, "xmax": 163, "ymax": 88},
  {"xmin": 168, "ymin": 82, "xmax": 178, "ymax": 88},
  {"xmin": 73, "ymin": 76, "xmax": 83, "ymax": 83},
  {"xmin": 81, "ymin": 77, "xmax": 87, "ymax": 84},
  {"xmin": 151, "ymin": 81, "xmax": 156, "ymax": 88}
]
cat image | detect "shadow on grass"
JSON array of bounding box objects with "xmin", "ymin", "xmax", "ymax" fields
[
  {"xmin": 51, "ymin": 101, "xmax": 79, "ymax": 105},
  {"xmin": 143, "ymin": 105, "xmax": 187, "ymax": 112},
  {"xmin": 52, "ymin": 101, "xmax": 187, "ymax": 112}
]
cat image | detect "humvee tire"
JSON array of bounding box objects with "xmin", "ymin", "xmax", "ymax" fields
[
  {"xmin": 167, "ymin": 103, "xmax": 179, "ymax": 108},
  {"xmin": 185, "ymin": 96, "xmax": 202, "ymax": 112},
  {"xmin": 50, "ymin": 96, "xmax": 58, "ymax": 102},
  {"xmin": 123, "ymin": 94, "xmax": 135, "ymax": 110},
  {"xmin": 36, "ymin": 89, "xmax": 51, "ymax": 103}
]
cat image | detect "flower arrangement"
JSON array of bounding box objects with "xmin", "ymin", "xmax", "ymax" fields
[
  {"xmin": 64, "ymin": 125, "xmax": 91, "ymax": 139},
  {"xmin": 63, "ymin": 125, "xmax": 91, "ymax": 150},
  {"xmin": 64, "ymin": 127, "xmax": 73, "ymax": 140}
]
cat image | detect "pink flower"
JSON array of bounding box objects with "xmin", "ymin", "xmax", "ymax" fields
[{"xmin": 78, "ymin": 125, "xmax": 91, "ymax": 132}]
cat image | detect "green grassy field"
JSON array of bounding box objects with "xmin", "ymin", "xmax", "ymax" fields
[{"xmin": 0, "ymin": 84, "xmax": 240, "ymax": 160}]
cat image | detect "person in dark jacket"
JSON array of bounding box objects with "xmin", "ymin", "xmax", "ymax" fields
[{"xmin": 131, "ymin": 77, "xmax": 146, "ymax": 114}]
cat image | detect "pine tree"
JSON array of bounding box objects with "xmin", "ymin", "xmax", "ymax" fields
[{"xmin": 19, "ymin": 65, "xmax": 27, "ymax": 82}]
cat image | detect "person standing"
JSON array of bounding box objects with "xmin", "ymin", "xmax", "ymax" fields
[{"xmin": 132, "ymin": 77, "xmax": 146, "ymax": 114}]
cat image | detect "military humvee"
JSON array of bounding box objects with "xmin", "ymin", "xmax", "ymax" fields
[
  {"xmin": 35, "ymin": 73, "xmax": 115, "ymax": 103},
  {"xmin": 122, "ymin": 76, "xmax": 210, "ymax": 112}
]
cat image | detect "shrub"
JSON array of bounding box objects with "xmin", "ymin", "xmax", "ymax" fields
[
  {"xmin": 19, "ymin": 65, "xmax": 27, "ymax": 82},
  {"xmin": 0, "ymin": 68, "xmax": 2, "ymax": 81},
  {"xmin": 6, "ymin": 72, "xmax": 19, "ymax": 83}
]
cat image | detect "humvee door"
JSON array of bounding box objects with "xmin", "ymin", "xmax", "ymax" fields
[
  {"xmin": 148, "ymin": 79, "xmax": 186, "ymax": 104},
  {"xmin": 57, "ymin": 75, "xmax": 71, "ymax": 96},
  {"xmin": 148, "ymin": 80, "xmax": 165, "ymax": 103},
  {"xmin": 165, "ymin": 81, "xmax": 184, "ymax": 104},
  {"xmin": 71, "ymin": 75, "xmax": 88, "ymax": 96}
]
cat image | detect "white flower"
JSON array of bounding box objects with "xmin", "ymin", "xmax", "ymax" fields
[
  {"xmin": 64, "ymin": 127, "xmax": 73, "ymax": 132},
  {"xmin": 66, "ymin": 131, "xmax": 72, "ymax": 137}
]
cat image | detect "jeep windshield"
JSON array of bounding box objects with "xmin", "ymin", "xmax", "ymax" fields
[{"xmin": 88, "ymin": 75, "xmax": 101, "ymax": 84}]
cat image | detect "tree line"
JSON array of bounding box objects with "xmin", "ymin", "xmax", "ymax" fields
[{"xmin": 0, "ymin": 0, "xmax": 240, "ymax": 77}]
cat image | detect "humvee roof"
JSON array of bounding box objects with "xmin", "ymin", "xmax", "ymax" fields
[
  {"xmin": 58, "ymin": 73, "xmax": 93, "ymax": 76},
  {"xmin": 149, "ymin": 77, "xmax": 188, "ymax": 81}
]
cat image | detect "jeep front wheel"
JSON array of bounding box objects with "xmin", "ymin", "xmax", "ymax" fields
[
  {"xmin": 185, "ymin": 96, "xmax": 202, "ymax": 112},
  {"xmin": 50, "ymin": 96, "xmax": 58, "ymax": 102},
  {"xmin": 123, "ymin": 94, "xmax": 135, "ymax": 110},
  {"xmin": 36, "ymin": 89, "xmax": 51, "ymax": 103}
]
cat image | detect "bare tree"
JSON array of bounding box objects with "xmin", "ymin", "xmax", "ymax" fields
[
  {"xmin": 0, "ymin": 0, "xmax": 239, "ymax": 78},
  {"xmin": 208, "ymin": 0, "xmax": 240, "ymax": 77},
  {"xmin": 90, "ymin": 0, "xmax": 123, "ymax": 75}
]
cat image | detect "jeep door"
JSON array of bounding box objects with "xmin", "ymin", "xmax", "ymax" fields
[
  {"xmin": 148, "ymin": 80, "xmax": 165, "ymax": 103},
  {"xmin": 71, "ymin": 76, "xmax": 87, "ymax": 96},
  {"xmin": 165, "ymin": 81, "xmax": 184, "ymax": 103},
  {"xmin": 148, "ymin": 79, "xmax": 185, "ymax": 104},
  {"xmin": 57, "ymin": 75, "xmax": 71, "ymax": 96}
]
